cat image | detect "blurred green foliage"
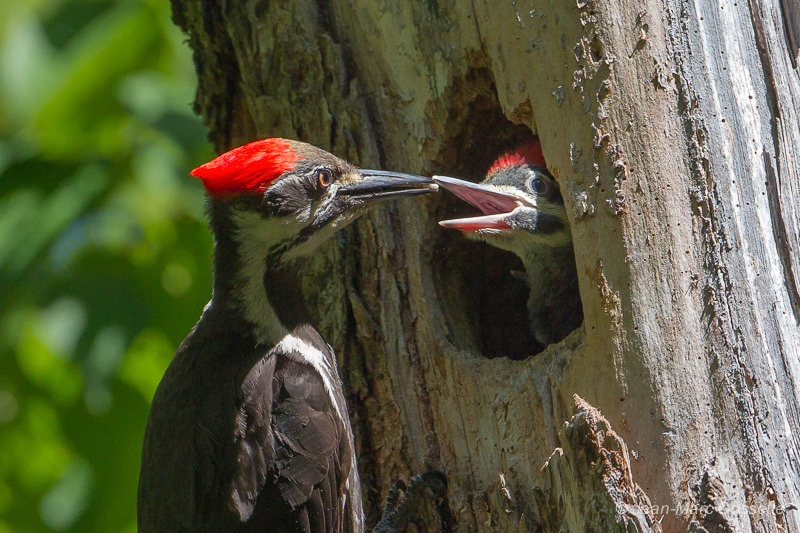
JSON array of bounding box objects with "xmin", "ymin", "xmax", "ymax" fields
[{"xmin": 0, "ymin": 0, "xmax": 214, "ymax": 530}]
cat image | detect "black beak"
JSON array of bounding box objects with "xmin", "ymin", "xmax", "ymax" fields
[{"xmin": 338, "ymin": 170, "xmax": 438, "ymax": 202}]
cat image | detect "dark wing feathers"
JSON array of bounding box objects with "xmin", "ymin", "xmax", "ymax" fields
[
  {"xmin": 232, "ymin": 354, "xmax": 276, "ymax": 520},
  {"xmin": 274, "ymin": 373, "xmax": 341, "ymax": 511},
  {"xmin": 282, "ymin": 369, "xmax": 314, "ymax": 399},
  {"xmin": 298, "ymin": 414, "xmax": 339, "ymax": 456},
  {"xmin": 231, "ymin": 327, "xmax": 353, "ymax": 532},
  {"xmin": 276, "ymin": 403, "xmax": 338, "ymax": 458},
  {"xmin": 305, "ymin": 489, "xmax": 326, "ymax": 533}
]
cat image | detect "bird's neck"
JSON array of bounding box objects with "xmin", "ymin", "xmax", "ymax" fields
[
  {"xmin": 521, "ymin": 245, "xmax": 577, "ymax": 296},
  {"xmin": 521, "ymin": 244, "xmax": 581, "ymax": 344},
  {"xmin": 208, "ymin": 201, "xmax": 311, "ymax": 348}
]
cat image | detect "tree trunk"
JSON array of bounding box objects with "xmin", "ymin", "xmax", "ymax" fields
[{"xmin": 170, "ymin": 0, "xmax": 800, "ymax": 530}]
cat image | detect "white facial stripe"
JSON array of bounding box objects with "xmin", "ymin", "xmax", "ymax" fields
[
  {"xmin": 230, "ymin": 210, "xmax": 293, "ymax": 345},
  {"xmin": 280, "ymin": 207, "xmax": 362, "ymax": 263},
  {"xmin": 467, "ymin": 206, "xmax": 571, "ymax": 256},
  {"xmin": 227, "ymin": 190, "xmax": 348, "ymax": 341},
  {"xmin": 491, "ymin": 184, "xmax": 539, "ymax": 208}
]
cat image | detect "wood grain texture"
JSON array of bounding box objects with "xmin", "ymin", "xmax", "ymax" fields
[{"xmin": 171, "ymin": 0, "xmax": 800, "ymax": 530}]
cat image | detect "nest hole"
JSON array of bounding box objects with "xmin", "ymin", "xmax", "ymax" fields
[{"xmin": 429, "ymin": 74, "xmax": 542, "ymax": 360}]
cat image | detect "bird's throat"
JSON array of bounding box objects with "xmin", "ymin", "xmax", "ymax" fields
[
  {"xmin": 522, "ymin": 244, "xmax": 582, "ymax": 346},
  {"xmin": 209, "ymin": 201, "xmax": 311, "ymax": 347}
]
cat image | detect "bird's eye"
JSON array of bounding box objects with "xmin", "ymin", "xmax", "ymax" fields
[
  {"xmin": 317, "ymin": 169, "xmax": 333, "ymax": 188},
  {"xmin": 527, "ymin": 175, "xmax": 548, "ymax": 195}
]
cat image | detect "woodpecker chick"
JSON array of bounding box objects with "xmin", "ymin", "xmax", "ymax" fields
[
  {"xmin": 434, "ymin": 140, "xmax": 581, "ymax": 347},
  {"xmin": 138, "ymin": 138, "xmax": 436, "ymax": 532}
]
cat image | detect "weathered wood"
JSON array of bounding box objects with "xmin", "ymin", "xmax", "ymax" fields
[
  {"xmin": 537, "ymin": 396, "xmax": 659, "ymax": 532},
  {"xmin": 171, "ymin": 0, "xmax": 800, "ymax": 530}
]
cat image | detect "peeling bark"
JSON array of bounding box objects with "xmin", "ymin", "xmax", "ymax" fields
[
  {"xmin": 536, "ymin": 396, "xmax": 659, "ymax": 532},
  {"xmin": 171, "ymin": 0, "xmax": 800, "ymax": 530}
]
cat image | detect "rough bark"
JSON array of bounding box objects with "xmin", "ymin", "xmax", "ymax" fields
[{"xmin": 171, "ymin": 0, "xmax": 800, "ymax": 531}]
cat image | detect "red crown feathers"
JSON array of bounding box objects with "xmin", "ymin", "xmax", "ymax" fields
[
  {"xmin": 488, "ymin": 139, "xmax": 546, "ymax": 175},
  {"xmin": 190, "ymin": 138, "xmax": 300, "ymax": 197}
]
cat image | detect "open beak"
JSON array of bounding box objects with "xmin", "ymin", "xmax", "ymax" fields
[
  {"xmin": 434, "ymin": 175, "xmax": 522, "ymax": 231},
  {"xmin": 339, "ymin": 170, "xmax": 438, "ymax": 202}
]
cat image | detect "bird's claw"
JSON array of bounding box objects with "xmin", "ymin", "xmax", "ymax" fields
[
  {"xmin": 382, "ymin": 478, "xmax": 407, "ymax": 515},
  {"xmin": 373, "ymin": 470, "xmax": 450, "ymax": 533}
]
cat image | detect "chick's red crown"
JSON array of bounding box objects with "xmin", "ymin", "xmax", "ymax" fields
[{"xmin": 488, "ymin": 139, "xmax": 546, "ymax": 175}]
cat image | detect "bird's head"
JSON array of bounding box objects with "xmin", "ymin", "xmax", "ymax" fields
[
  {"xmin": 192, "ymin": 138, "xmax": 436, "ymax": 262},
  {"xmin": 434, "ymin": 140, "xmax": 571, "ymax": 257}
]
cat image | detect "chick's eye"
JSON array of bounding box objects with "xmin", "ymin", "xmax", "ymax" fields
[
  {"xmin": 528, "ymin": 175, "xmax": 548, "ymax": 195},
  {"xmin": 317, "ymin": 169, "xmax": 333, "ymax": 187}
]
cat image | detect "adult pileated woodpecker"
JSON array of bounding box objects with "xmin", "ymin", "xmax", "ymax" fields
[
  {"xmin": 434, "ymin": 140, "xmax": 582, "ymax": 347},
  {"xmin": 138, "ymin": 138, "xmax": 437, "ymax": 532}
]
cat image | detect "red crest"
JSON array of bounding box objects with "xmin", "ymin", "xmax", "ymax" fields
[
  {"xmin": 488, "ymin": 139, "xmax": 546, "ymax": 175},
  {"xmin": 190, "ymin": 139, "xmax": 299, "ymax": 197}
]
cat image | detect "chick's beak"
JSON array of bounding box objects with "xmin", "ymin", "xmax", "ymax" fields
[
  {"xmin": 434, "ymin": 175, "xmax": 522, "ymax": 231},
  {"xmin": 338, "ymin": 170, "xmax": 438, "ymax": 202}
]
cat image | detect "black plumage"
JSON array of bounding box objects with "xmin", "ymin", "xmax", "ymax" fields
[
  {"xmin": 139, "ymin": 311, "xmax": 360, "ymax": 531},
  {"xmin": 240, "ymin": 325, "xmax": 360, "ymax": 532}
]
